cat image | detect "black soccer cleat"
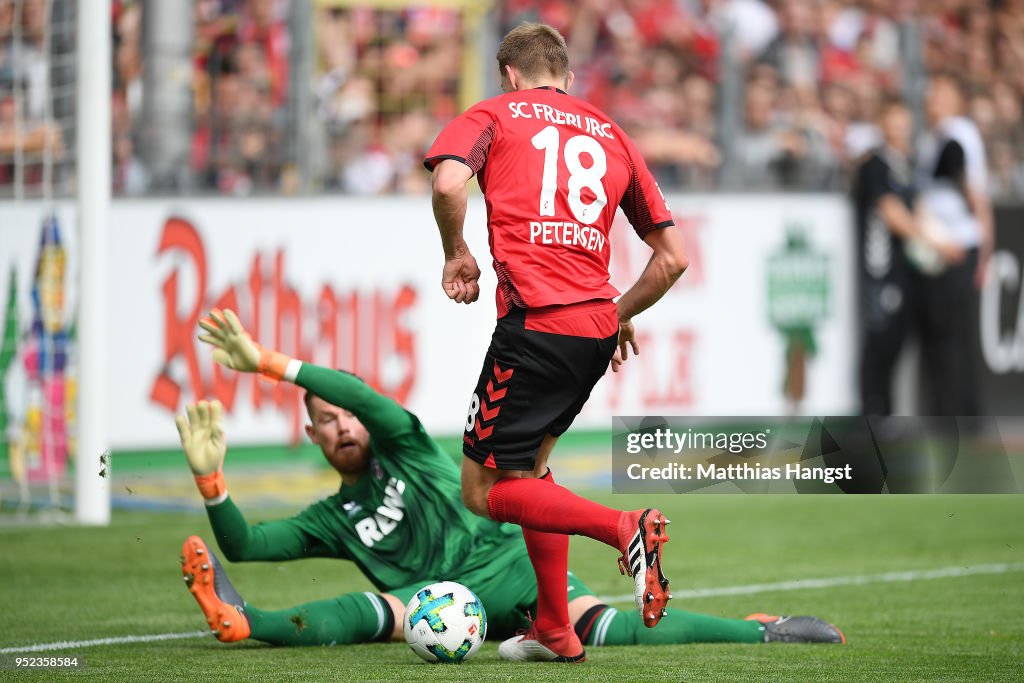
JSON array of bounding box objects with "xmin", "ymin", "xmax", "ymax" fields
[{"xmin": 746, "ymin": 613, "xmax": 846, "ymax": 644}]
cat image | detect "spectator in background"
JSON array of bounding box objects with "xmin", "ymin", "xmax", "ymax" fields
[
  {"xmin": 113, "ymin": 1, "xmax": 143, "ymax": 121},
  {"xmin": 237, "ymin": 0, "xmax": 288, "ymax": 108},
  {"xmin": 821, "ymin": 82, "xmax": 862, "ymax": 176},
  {"xmin": 759, "ymin": 0, "xmax": 820, "ymax": 92},
  {"xmin": 188, "ymin": 0, "xmax": 289, "ymax": 195},
  {"xmin": 0, "ymin": 76, "xmax": 62, "ymax": 162},
  {"xmin": 111, "ymin": 93, "xmax": 148, "ymax": 195},
  {"xmin": 853, "ymin": 98, "xmax": 963, "ymax": 415},
  {"xmin": 989, "ymin": 80, "xmax": 1024, "ymax": 194},
  {"xmin": 965, "ymin": 89, "xmax": 1024, "ymax": 196},
  {"xmin": 988, "ymin": 138, "xmax": 1024, "ymax": 197},
  {"xmin": 337, "ymin": 110, "xmax": 433, "ymax": 195},
  {"xmin": 5, "ymin": 0, "xmax": 49, "ymax": 122},
  {"xmin": 624, "ymin": 46, "xmax": 720, "ymax": 188},
  {"xmin": 915, "ymin": 72, "xmax": 993, "ymax": 416},
  {"xmin": 706, "ymin": 0, "xmax": 779, "ymax": 61},
  {"xmin": 197, "ymin": 60, "xmax": 283, "ymax": 195},
  {"xmin": 0, "ymin": 0, "xmax": 64, "ymax": 192},
  {"xmin": 314, "ymin": 6, "xmax": 460, "ymax": 195},
  {"xmin": 734, "ymin": 74, "xmax": 834, "ymax": 190},
  {"xmin": 111, "ymin": 2, "xmax": 148, "ymax": 195}
]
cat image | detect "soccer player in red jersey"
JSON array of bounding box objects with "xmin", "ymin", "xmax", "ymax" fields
[{"xmin": 425, "ymin": 23, "xmax": 689, "ymax": 662}]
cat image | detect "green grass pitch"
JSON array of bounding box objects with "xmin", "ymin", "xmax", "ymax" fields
[{"xmin": 1, "ymin": 494, "xmax": 1022, "ymax": 682}]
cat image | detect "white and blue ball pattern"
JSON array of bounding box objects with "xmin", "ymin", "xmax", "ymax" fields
[{"xmin": 404, "ymin": 581, "xmax": 487, "ymax": 663}]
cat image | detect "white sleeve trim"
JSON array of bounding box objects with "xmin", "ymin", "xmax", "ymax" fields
[
  {"xmin": 284, "ymin": 359, "xmax": 302, "ymax": 383},
  {"xmin": 204, "ymin": 491, "xmax": 228, "ymax": 506}
]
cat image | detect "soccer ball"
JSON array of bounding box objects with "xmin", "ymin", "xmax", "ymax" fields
[{"xmin": 403, "ymin": 581, "xmax": 487, "ymax": 663}]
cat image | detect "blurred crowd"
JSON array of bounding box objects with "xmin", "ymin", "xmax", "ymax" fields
[
  {"xmin": 313, "ymin": 5, "xmax": 462, "ymax": 195},
  {"xmin": 110, "ymin": 0, "xmax": 460, "ymax": 195},
  {"xmin": 504, "ymin": 0, "xmax": 1024, "ymax": 195},
  {"xmin": 3, "ymin": 0, "xmax": 1024, "ymax": 197},
  {"xmin": 0, "ymin": 0, "xmax": 71, "ymax": 193},
  {"xmin": 112, "ymin": 0, "xmax": 294, "ymax": 194}
]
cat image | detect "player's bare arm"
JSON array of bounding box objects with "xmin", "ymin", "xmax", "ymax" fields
[
  {"xmin": 431, "ymin": 159, "xmax": 481, "ymax": 304},
  {"xmin": 612, "ymin": 226, "xmax": 688, "ymax": 372}
]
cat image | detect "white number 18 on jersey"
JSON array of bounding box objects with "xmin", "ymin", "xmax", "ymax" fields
[{"xmin": 531, "ymin": 126, "xmax": 608, "ymax": 225}]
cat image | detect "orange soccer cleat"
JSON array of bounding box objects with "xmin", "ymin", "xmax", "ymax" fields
[{"xmin": 181, "ymin": 535, "xmax": 251, "ymax": 643}]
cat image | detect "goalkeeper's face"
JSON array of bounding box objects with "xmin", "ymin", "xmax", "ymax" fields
[{"xmin": 304, "ymin": 396, "xmax": 371, "ymax": 475}]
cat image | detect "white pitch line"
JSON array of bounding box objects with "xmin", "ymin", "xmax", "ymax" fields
[
  {"xmin": 0, "ymin": 630, "xmax": 211, "ymax": 654},
  {"xmin": 4, "ymin": 562, "xmax": 1023, "ymax": 654},
  {"xmin": 597, "ymin": 561, "xmax": 1024, "ymax": 604}
]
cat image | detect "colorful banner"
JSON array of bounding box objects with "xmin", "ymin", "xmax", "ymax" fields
[
  {"xmin": 978, "ymin": 204, "xmax": 1024, "ymax": 411},
  {"xmin": 0, "ymin": 208, "xmax": 78, "ymax": 482},
  {"xmin": 0, "ymin": 195, "xmax": 857, "ymax": 451}
]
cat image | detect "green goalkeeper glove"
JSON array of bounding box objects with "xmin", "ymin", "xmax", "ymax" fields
[
  {"xmin": 175, "ymin": 399, "xmax": 227, "ymax": 500},
  {"xmin": 198, "ymin": 308, "xmax": 293, "ymax": 382}
]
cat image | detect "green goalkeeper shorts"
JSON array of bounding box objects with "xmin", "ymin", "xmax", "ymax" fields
[{"xmin": 388, "ymin": 552, "xmax": 595, "ymax": 639}]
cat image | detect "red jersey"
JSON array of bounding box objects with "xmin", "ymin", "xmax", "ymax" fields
[{"xmin": 425, "ymin": 86, "xmax": 674, "ymax": 317}]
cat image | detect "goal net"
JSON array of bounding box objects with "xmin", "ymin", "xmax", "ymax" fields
[{"xmin": 1, "ymin": 0, "xmax": 78, "ymax": 519}]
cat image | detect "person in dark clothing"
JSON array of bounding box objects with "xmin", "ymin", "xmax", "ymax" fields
[
  {"xmin": 916, "ymin": 73, "xmax": 993, "ymax": 416},
  {"xmin": 853, "ymin": 98, "xmax": 963, "ymax": 415}
]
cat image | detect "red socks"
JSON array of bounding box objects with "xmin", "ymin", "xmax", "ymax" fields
[
  {"xmin": 487, "ymin": 476, "xmax": 622, "ymax": 549},
  {"xmin": 521, "ymin": 470, "xmax": 570, "ymax": 633},
  {"xmin": 487, "ymin": 473, "xmax": 626, "ymax": 633}
]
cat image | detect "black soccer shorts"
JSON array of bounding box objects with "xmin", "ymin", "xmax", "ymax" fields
[{"xmin": 462, "ymin": 301, "xmax": 619, "ymax": 471}]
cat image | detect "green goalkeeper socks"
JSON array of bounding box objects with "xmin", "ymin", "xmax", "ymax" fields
[
  {"xmin": 245, "ymin": 592, "xmax": 393, "ymax": 646},
  {"xmin": 579, "ymin": 605, "xmax": 764, "ymax": 646}
]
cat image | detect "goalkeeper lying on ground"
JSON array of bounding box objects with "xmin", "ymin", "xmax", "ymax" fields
[{"xmin": 177, "ymin": 308, "xmax": 844, "ymax": 648}]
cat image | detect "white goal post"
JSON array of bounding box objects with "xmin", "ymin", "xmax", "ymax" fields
[{"xmin": 74, "ymin": 0, "xmax": 111, "ymax": 525}]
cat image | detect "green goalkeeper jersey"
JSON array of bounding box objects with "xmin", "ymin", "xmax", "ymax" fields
[{"xmin": 205, "ymin": 363, "xmax": 525, "ymax": 593}]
